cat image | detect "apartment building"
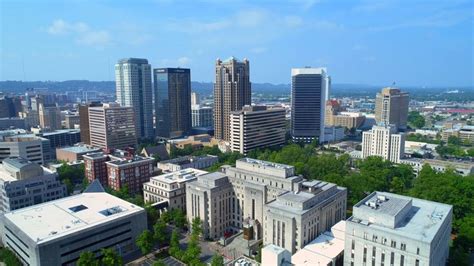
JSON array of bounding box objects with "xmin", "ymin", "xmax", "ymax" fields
[
  {"xmin": 143, "ymin": 168, "xmax": 208, "ymax": 212},
  {"xmin": 83, "ymin": 152, "xmax": 110, "ymax": 186},
  {"xmin": 345, "ymin": 191, "xmax": 452, "ymax": 266}
]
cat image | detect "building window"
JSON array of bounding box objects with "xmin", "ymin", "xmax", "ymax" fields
[
  {"xmin": 401, "ymin": 243, "xmax": 406, "ymax": 251},
  {"xmin": 400, "ymin": 255, "xmax": 404, "ymax": 266}
]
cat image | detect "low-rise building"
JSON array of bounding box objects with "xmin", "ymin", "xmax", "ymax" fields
[
  {"xmin": 0, "ymin": 135, "xmax": 48, "ymax": 165},
  {"xmin": 345, "ymin": 191, "xmax": 452, "ymax": 266},
  {"xmin": 55, "ymin": 145, "xmax": 102, "ymax": 162},
  {"xmin": 157, "ymin": 155, "xmax": 218, "ymax": 172},
  {"xmin": 401, "ymin": 158, "xmax": 474, "ymax": 176},
  {"xmin": 143, "ymin": 168, "xmax": 208, "ymax": 212},
  {"xmin": 441, "ymin": 125, "xmax": 474, "ymax": 144},
  {"xmin": 0, "ymin": 157, "xmax": 66, "ymax": 213},
  {"xmin": 263, "ymin": 181, "xmax": 347, "ymax": 253},
  {"xmin": 321, "ymin": 126, "xmax": 345, "ymax": 143},
  {"xmin": 0, "ymin": 181, "xmax": 147, "ymax": 266},
  {"xmin": 83, "ymin": 152, "xmax": 110, "ymax": 186},
  {"xmin": 106, "ymin": 156, "xmax": 154, "ymax": 194}
]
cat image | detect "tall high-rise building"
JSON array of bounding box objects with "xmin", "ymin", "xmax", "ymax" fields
[
  {"xmin": 78, "ymin": 102, "xmax": 102, "ymax": 145},
  {"xmin": 154, "ymin": 68, "xmax": 192, "ymax": 139},
  {"xmin": 191, "ymin": 91, "xmax": 200, "ymax": 105},
  {"xmin": 362, "ymin": 124, "xmax": 405, "ymax": 163},
  {"xmin": 38, "ymin": 103, "xmax": 61, "ymax": 131},
  {"xmin": 291, "ymin": 67, "xmax": 329, "ymax": 143},
  {"xmin": 230, "ymin": 105, "xmax": 286, "ymax": 155},
  {"xmin": 115, "ymin": 58, "xmax": 154, "ymax": 140},
  {"xmin": 345, "ymin": 191, "xmax": 452, "ymax": 266},
  {"xmin": 214, "ymin": 57, "xmax": 251, "ymax": 141},
  {"xmin": 88, "ymin": 103, "xmax": 137, "ymax": 150},
  {"xmin": 375, "ymin": 87, "xmax": 409, "ymax": 131}
]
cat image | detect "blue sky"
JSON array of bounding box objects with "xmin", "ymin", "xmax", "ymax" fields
[{"xmin": 1, "ymin": 0, "xmax": 473, "ymax": 87}]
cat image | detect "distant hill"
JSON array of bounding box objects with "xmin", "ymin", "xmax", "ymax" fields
[{"xmin": 1, "ymin": 80, "xmax": 472, "ymax": 100}]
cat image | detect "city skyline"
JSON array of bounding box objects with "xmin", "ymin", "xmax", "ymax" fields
[{"xmin": 1, "ymin": 0, "xmax": 473, "ymax": 87}]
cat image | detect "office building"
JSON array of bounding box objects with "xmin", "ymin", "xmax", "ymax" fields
[
  {"xmin": 263, "ymin": 180, "xmax": 347, "ymax": 253},
  {"xmin": 106, "ymin": 155, "xmax": 154, "ymax": 194},
  {"xmin": 291, "ymin": 67, "xmax": 329, "ymax": 143},
  {"xmin": 401, "ymin": 158, "xmax": 474, "ymax": 177},
  {"xmin": 83, "ymin": 152, "xmax": 110, "ymax": 186},
  {"xmin": 88, "ymin": 103, "xmax": 137, "ymax": 149},
  {"xmin": 441, "ymin": 125, "xmax": 474, "ymax": 144},
  {"xmin": 362, "ymin": 124, "xmax": 405, "ymax": 163},
  {"xmin": 79, "ymin": 102, "xmax": 102, "ymax": 145},
  {"xmin": 64, "ymin": 114, "xmax": 80, "ymax": 129},
  {"xmin": 230, "ymin": 105, "xmax": 286, "ymax": 155},
  {"xmin": 345, "ymin": 191, "xmax": 452, "ymax": 266},
  {"xmin": 375, "ymin": 87, "xmax": 409, "ymax": 131},
  {"xmin": 186, "ymin": 172, "xmax": 234, "ymax": 239},
  {"xmin": 0, "ymin": 135, "xmax": 47, "ymax": 164},
  {"xmin": 214, "ymin": 57, "xmax": 251, "ymax": 141},
  {"xmin": 38, "ymin": 103, "xmax": 61, "ymax": 130},
  {"xmin": 325, "ymin": 99, "xmax": 342, "ymax": 126},
  {"xmin": 0, "ymin": 181, "xmax": 147, "ymax": 266},
  {"xmin": 191, "ymin": 105, "xmax": 213, "ymax": 128},
  {"xmin": 115, "ymin": 58, "xmax": 154, "ymax": 139},
  {"xmin": 191, "ymin": 91, "xmax": 200, "ymax": 105},
  {"xmin": 55, "ymin": 145, "xmax": 102, "ymax": 162},
  {"xmin": 143, "ymin": 168, "xmax": 208, "ymax": 212},
  {"xmin": 18, "ymin": 110, "xmax": 40, "ymax": 128},
  {"xmin": 38, "ymin": 129, "xmax": 81, "ymax": 150},
  {"xmin": 154, "ymin": 68, "xmax": 192, "ymax": 138},
  {"xmin": 157, "ymin": 155, "xmax": 218, "ymax": 172},
  {"xmin": 0, "ymin": 157, "xmax": 66, "ymax": 213},
  {"xmin": 0, "ymin": 117, "xmax": 27, "ymax": 130}
]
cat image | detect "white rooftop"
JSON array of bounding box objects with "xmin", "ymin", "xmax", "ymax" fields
[
  {"xmin": 148, "ymin": 168, "xmax": 208, "ymax": 184},
  {"xmin": 3, "ymin": 191, "xmax": 144, "ymax": 244},
  {"xmin": 291, "ymin": 67, "xmax": 327, "ymax": 76}
]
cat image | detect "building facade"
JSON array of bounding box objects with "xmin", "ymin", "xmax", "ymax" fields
[
  {"xmin": 38, "ymin": 103, "xmax": 61, "ymax": 131},
  {"xmin": 191, "ymin": 105, "xmax": 213, "ymax": 128},
  {"xmin": 55, "ymin": 145, "xmax": 102, "ymax": 162},
  {"xmin": 345, "ymin": 191, "xmax": 452, "ymax": 266},
  {"xmin": 230, "ymin": 105, "xmax": 286, "ymax": 155},
  {"xmin": 143, "ymin": 168, "xmax": 208, "ymax": 212},
  {"xmin": 115, "ymin": 58, "xmax": 154, "ymax": 139},
  {"xmin": 79, "ymin": 102, "xmax": 102, "ymax": 145},
  {"xmin": 0, "ymin": 135, "xmax": 46, "ymax": 164},
  {"xmin": 106, "ymin": 156, "xmax": 154, "ymax": 194},
  {"xmin": 214, "ymin": 57, "xmax": 251, "ymax": 141},
  {"xmin": 291, "ymin": 68, "xmax": 329, "ymax": 143},
  {"xmin": 191, "ymin": 91, "xmax": 200, "ymax": 106},
  {"xmin": 154, "ymin": 68, "xmax": 192, "ymax": 139},
  {"xmin": 362, "ymin": 124, "xmax": 405, "ymax": 163},
  {"xmin": 186, "ymin": 172, "xmax": 234, "ymax": 239},
  {"xmin": 0, "ymin": 157, "xmax": 66, "ymax": 213},
  {"xmin": 83, "ymin": 152, "xmax": 110, "ymax": 186},
  {"xmin": 375, "ymin": 87, "xmax": 409, "ymax": 131},
  {"xmin": 88, "ymin": 103, "xmax": 137, "ymax": 149},
  {"xmin": 0, "ymin": 185, "xmax": 147, "ymax": 266}
]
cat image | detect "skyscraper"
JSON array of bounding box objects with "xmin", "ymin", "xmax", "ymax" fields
[
  {"xmin": 154, "ymin": 68, "xmax": 192, "ymax": 139},
  {"xmin": 38, "ymin": 103, "xmax": 61, "ymax": 131},
  {"xmin": 214, "ymin": 57, "xmax": 251, "ymax": 141},
  {"xmin": 375, "ymin": 87, "xmax": 409, "ymax": 131},
  {"xmin": 291, "ymin": 67, "xmax": 329, "ymax": 143},
  {"xmin": 78, "ymin": 101, "xmax": 102, "ymax": 145},
  {"xmin": 115, "ymin": 58, "xmax": 154, "ymax": 140}
]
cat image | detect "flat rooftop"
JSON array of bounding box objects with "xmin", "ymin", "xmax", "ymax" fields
[
  {"xmin": 58, "ymin": 145, "xmax": 101, "ymax": 154},
  {"xmin": 3, "ymin": 191, "xmax": 144, "ymax": 244},
  {"xmin": 106, "ymin": 156, "xmax": 153, "ymax": 166},
  {"xmin": 350, "ymin": 192, "xmax": 452, "ymax": 243},
  {"xmin": 149, "ymin": 168, "xmax": 208, "ymax": 184},
  {"xmin": 238, "ymin": 158, "xmax": 294, "ymax": 170}
]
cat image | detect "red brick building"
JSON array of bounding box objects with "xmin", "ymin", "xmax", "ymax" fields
[
  {"xmin": 106, "ymin": 156, "xmax": 154, "ymax": 194},
  {"xmin": 83, "ymin": 152, "xmax": 109, "ymax": 186}
]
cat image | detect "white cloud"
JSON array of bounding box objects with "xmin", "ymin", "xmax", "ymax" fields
[
  {"xmin": 250, "ymin": 47, "xmax": 267, "ymax": 54},
  {"xmin": 177, "ymin": 57, "xmax": 191, "ymax": 66},
  {"xmin": 45, "ymin": 19, "xmax": 110, "ymax": 47},
  {"xmin": 236, "ymin": 9, "xmax": 268, "ymax": 27}
]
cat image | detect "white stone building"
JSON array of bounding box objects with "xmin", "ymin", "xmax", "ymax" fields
[{"xmin": 362, "ymin": 124, "xmax": 405, "ymax": 163}]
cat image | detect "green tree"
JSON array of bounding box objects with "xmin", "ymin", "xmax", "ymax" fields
[
  {"xmin": 447, "ymin": 135, "xmax": 461, "ymax": 145},
  {"xmin": 0, "ymin": 247, "xmax": 22, "ymax": 266},
  {"xmin": 136, "ymin": 230, "xmax": 154, "ymax": 255},
  {"xmin": 153, "ymin": 218, "xmax": 168, "ymax": 243},
  {"xmin": 408, "ymin": 111, "xmax": 426, "ymax": 128},
  {"xmin": 191, "ymin": 217, "xmax": 202, "ymax": 238},
  {"xmin": 153, "ymin": 260, "xmax": 166, "ymax": 266},
  {"xmin": 171, "ymin": 208, "xmax": 187, "ymax": 229},
  {"xmin": 210, "ymin": 252, "xmax": 224, "ymax": 266},
  {"xmin": 77, "ymin": 251, "xmax": 98, "ymax": 266},
  {"xmin": 169, "ymin": 229, "xmax": 180, "ymax": 256},
  {"xmin": 100, "ymin": 248, "xmax": 123, "ymax": 266}
]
